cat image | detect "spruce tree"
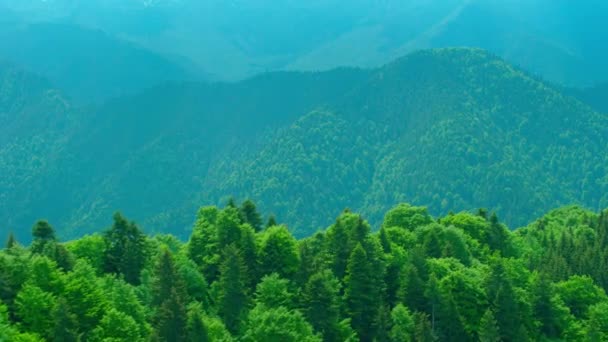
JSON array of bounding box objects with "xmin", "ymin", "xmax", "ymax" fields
[
  {"xmin": 187, "ymin": 305, "xmax": 209, "ymax": 342},
  {"xmin": 31, "ymin": 220, "xmax": 56, "ymax": 254},
  {"xmin": 102, "ymin": 212, "xmax": 147, "ymax": 285},
  {"xmin": 240, "ymin": 199, "xmax": 263, "ymax": 232},
  {"xmin": 153, "ymin": 250, "xmax": 188, "ymax": 342},
  {"xmin": 155, "ymin": 288, "xmax": 188, "ymax": 342},
  {"xmin": 344, "ymin": 243, "xmax": 376, "ymax": 342},
  {"xmin": 302, "ymin": 269, "xmax": 341, "ymax": 341},
  {"xmin": 478, "ymin": 308, "xmax": 500, "ymax": 342},
  {"xmin": 5, "ymin": 232, "xmax": 16, "ymax": 250},
  {"xmin": 390, "ymin": 304, "xmax": 414, "ymax": 342},
  {"xmin": 217, "ymin": 244, "xmax": 248, "ymax": 334},
  {"xmin": 413, "ymin": 312, "xmax": 437, "ymax": 342},
  {"xmin": 53, "ymin": 298, "xmax": 79, "ymax": 342}
]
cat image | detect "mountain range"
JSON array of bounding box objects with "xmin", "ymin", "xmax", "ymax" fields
[
  {"xmin": 1, "ymin": 0, "xmax": 607, "ymax": 93},
  {"xmin": 1, "ymin": 47, "xmax": 607, "ymax": 242}
]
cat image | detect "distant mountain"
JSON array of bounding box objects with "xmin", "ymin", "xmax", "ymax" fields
[
  {"xmin": 2, "ymin": 48, "xmax": 607, "ymax": 241},
  {"xmin": 2, "ymin": 0, "xmax": 606, "ymax": 86},
  {"xmin": 0, "ymin": 23, "xmax": 200, "ymax": 104}
]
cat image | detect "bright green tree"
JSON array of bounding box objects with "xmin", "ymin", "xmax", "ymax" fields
[
  {"xmin": 15, "ymin": 284, "xmax": 57, "ymax": 338},
  {"xmin": 258, "ymin": 225, "xmax": 300, "ymax": 278},
  {"xmin": 241, "ymin": 305, "xmax": 321, "ymax": 342},
  {"xmin": 390, "ymin": 304, "xmax": 414, "ymax": 342},
  {"xmin": 90, "ymin": 308, "xmax": 143, "ymax": 342}
]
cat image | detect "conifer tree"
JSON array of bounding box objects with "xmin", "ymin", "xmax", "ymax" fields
[
  {"xmin": 102, "ymin": 212, "xmax": 147, "ymax": 285},
  {"xmin": 31, "ymin": 220, "xmax": 56, "ymax": 254},
  {"xmin": 413, "ymin": 312, "xmax": 437, "ymax": 342},
  {"xmin": 344, "ymin": 243, "xmax": 376, "ymax": 342},
  {"xmin": 217, "ymin": 244, "xmax": 248, "ymax": 334},
  {"xmin": 266, "ymin": 215, "xmax": 277, "ymax": 228},
  {"xmin": 187, "ymin": 304, "xmax": 209, "ymax": 342},
  {"xmin": 478, "ymin": 308, "xmax": 500, "ymax": 342},
  {"xmin": 258, "ymin": 225, "xmax": 299, "ymax": 278},
  {"xmin": 390, "ymin": 304, "xmax": 414, "ymax": 342},
  {"xmin": 240, "ymin": 199, "xmax": 263, "ymax": 232},
  {"xmin": 153, "ymin": 249, "xmax": 188, "ymax": 342},
  {"xmin": 52, "ymin": 298, "xmax": 79, "ymax": 342},
  {"xmin": 303, "ymin": 269, "xmax": 341, "ymax": 341},
  {"xmin": 5, "ymin": 232, "xmax": 16, "ymax": 250}
]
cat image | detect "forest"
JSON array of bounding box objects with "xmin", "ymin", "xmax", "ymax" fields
[
  {"xmin": 2, "ymin": 200, "xmax": 608, "ymax": 341},
  {"xmin": 2, "ymin": 48, "xmax": 608, "ymax": 242}
]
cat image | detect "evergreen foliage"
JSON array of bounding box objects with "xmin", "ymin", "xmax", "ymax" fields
[{"xmin": 0, "ymin": 202, "xmax": 607, "ymax": 341}]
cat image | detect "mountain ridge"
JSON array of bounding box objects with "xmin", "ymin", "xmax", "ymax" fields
[{"xmin": 1, "ymin": 47, "xmax": 607, "ymax": 241}]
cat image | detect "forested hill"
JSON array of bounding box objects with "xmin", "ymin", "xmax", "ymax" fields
[
  {"xmin": 2, "ymin": 203, "xmax": 608, "ymax": 341},
  {"xmin": 1, "ymin": 48, "xmax": 608, "ymax": 241}
]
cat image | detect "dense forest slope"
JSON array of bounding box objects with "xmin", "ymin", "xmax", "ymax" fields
[
  {"xmin": 1, "ymin": 48, "xmax": 607, "ymax": 241},
  {"xmin": 2, "ymin": 202, "xmax": 608, "ymax": 341}
]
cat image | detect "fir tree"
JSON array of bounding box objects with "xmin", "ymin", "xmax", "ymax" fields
[
  {"xmin": 217, "ymin": 244, "xmax": 248, "ymax": 334},
  {"xmin": 240, "ymin": 199, "xmax": 263, "ymax": 232},
  {"xmin": 478, "ymin": 308, "xmax": 500, "ymax": 342},
  {"xmin": 102, "ymin": 212, "xmax": 147, "ymax": 285}
]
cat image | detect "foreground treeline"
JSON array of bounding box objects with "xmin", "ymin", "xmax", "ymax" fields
[{"xmin": 2, "ymin": 201, "xmax": 608, "ymax": 341}]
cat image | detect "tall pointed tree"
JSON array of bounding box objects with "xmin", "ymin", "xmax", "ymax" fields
[
  {"xmin": 102, "ymin": 212, "xmax": 148, "ymax": 285},
  {"xmin": 302, "ymin": 269, "xmax": 342, "ymax": 341},
  {"xmin": 344, "ymin": 243, "xmax": 378, "ymax": 342},
  {"xmin": 240, "ymin": 199, "xmax": 263, "ymax": 232},
  {"xmin": 217, "ymin": 244, "xmax": 248, "ymax": 334},
  {"xmin": 478, "ymin": 308, "xmax": 500, "ymax": 342},
  {"xmin": 153, "ymin": 249, "xmax": 188, "ymax": 342}
]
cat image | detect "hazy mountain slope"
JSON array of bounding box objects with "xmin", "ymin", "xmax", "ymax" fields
[
  {"xmin": 2, "ymin": 0, "xmax": 606, "ymax": 86},
  {"xmin": 0, "ymin": 68, "xmax": 370, "ymax": 240},
  {"xmin": 207, "ymin": 49, "xmax": 608, "ymax": 234},
  {"xmin": 0, "ymin": 23, "xmax": 197, "ymax": 103},
  {"xmin": 0, "ymin": 64, "xmax": 81, "ymax": 240},
  {"xmin": 2, "ymin": 48, "xmax": 607, "ymax": 240},
  {"xmin": 362, "ymin": 50, "xmax": 608, "ymax": 225}
]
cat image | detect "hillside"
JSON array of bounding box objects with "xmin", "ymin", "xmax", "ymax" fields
[
  {"xmin": 0, "ymin": 23, "xmax": 199, "ymax": 103},
  {"xmin": 1, "ymin": 48, "xmax": 607, "ymax": 241}
]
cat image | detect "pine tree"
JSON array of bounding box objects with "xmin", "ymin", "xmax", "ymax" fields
[
  {"xmin": 258, "ymin": 225, "xmax": 300, "ymax": 278},
  {"xmin": 102, "ymin": 212, "xmax": 147, "ymax": 285},
  {"xmin": 303, "ymin": 269, "xmax": 341, "ymax": 341},
  {"xmin": 217, "ymin": 244, "xmax": 248, "ymax": 334},
  {"xmin": 413, "ymin": 312, "xmax": 437, "ymax": 342},
  {"xmin": 478, "ymin": 308, "xmax": 500, "ymax": 342},
  {"xmin": 153, "ymin": 250, "xmax": 188, "ymax": 342},
  {"xmin": 266, "ymin": 215, "xmax": 277, "ymax": 228},
  {"xmin": 187, "ymin": 304, "xmax": 209, "ymax": 342},
  {"xmin": 217, "ymin": 207, "xmax": 243, "ymax": 250},
  {"xmin": 390, "ymin": 304, "xmax": 414, "ymax": 342},
  {"xmin": 155, "ymin": 287, "xmax": 188, "ymax": 342},
  {"xmin": 5, "ymin": 232, "xmax": 16, "ymax": 250},
  {"xmin": 379, "ymin": 227, "xmax": 391, "ymax": 253},
  {"xmin": 344, "ymin": 243, "xmax": 377, "ymax": 342},
  {"xmin": 240, "ymin": 199, "xmax": 263, "ymax": 232},
  {"xmin": 52, "ymin": 298, "xmax": 79, "ymax": 342},
  {"xmin": 31, "ymin": 220, "xmax": 56, "ymax": 254}
]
